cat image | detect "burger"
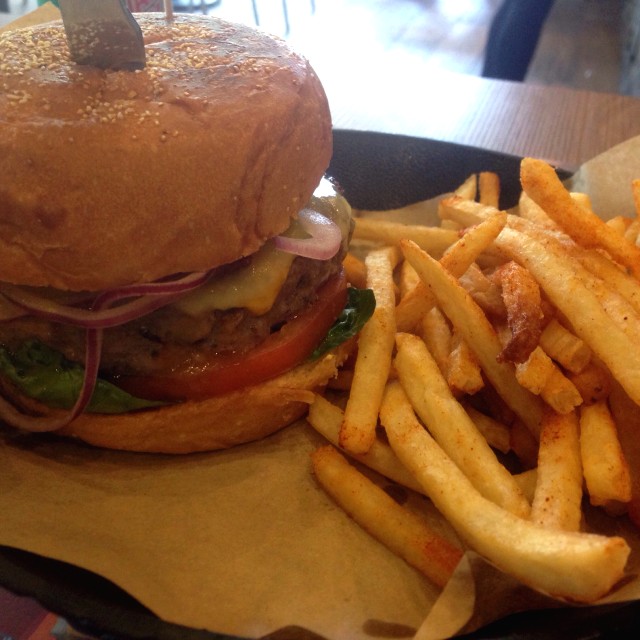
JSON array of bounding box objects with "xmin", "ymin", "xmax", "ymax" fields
[{"xmin": 0, "ymin": 13, "xmax": 373, "ymax": 453}]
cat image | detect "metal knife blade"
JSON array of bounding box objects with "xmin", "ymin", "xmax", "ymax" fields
[{"xmin": 58, "ymin": 0, "xmax": 146, "ymax": 71}]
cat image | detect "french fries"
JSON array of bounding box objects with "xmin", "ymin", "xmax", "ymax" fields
[
  {"xmin": 394, "ymin": 333, "xmax": 530, "ymax": 517},
  {"xmin": 307, "ymin": 161, "xmax": 640, "ymax": 607},
  {"xmin": 580, "ymin": 401, "xmax": 632, "ymax": 507},
  {"xmin": 400, "ymin": 239, "xmax": 544, "ymax": 438},
  {"xmin": 530, "ymin": 410, "xmax": 583, "ymax": 531},
  {"xmin": 520, "ymin": 157, "xmax": 640, "ymax": 278},
  {"xmin": 339, "ymin": 246, "xmax": 399, "ymax": 454},
  {"xmin": 311, "ymin": 445, "xmax": 463, "ymax": 588},
  {"xmin": 379, "ymin": 381, "xmax": 629, "ymax": 603}
]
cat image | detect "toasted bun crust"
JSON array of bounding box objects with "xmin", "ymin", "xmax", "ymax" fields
[
  {"xmin": 0, "ymin": 14, "xmax": 332, "ymax": 291},
  {"xmin": 54, "ymin": 342, "xmax": 352, "ymax": 454}
]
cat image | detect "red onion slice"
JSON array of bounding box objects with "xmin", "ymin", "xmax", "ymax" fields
[
  {"xmin": 0, "ymin": 270, "xmax": 210, "ymax": 329},
  {"xmin": 274, "ymin": 209, "xmax": 342, "ymax": 260},
  {"xmin": 0, "ymin": 327, "xmax": 103, "ymax": 433},
  {"xmin": 0, "ymin": 271, "xmax": 210, "ymax": 431}
]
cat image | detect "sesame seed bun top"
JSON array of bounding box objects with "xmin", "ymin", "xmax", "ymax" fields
[{"xmin": 0, "ymin": 13, "xmax": 332, "ymax": 291}]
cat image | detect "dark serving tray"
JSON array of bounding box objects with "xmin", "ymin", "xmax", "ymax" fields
[{"xmin": 1, "ymin": 129, "xmax": 638, "ymax": 639}]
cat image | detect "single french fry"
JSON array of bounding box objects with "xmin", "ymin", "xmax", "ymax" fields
[
  {"xmin": 580, "ymin": 401, "xmax": 632, "ymax": 507},
  {"xmin": 493, "ymin": 225, "xmax": 640, "ymax": 406},
  {"xmin": 570, "ymin": 191, "xmax": 593, "ymax": 212},
  {"xmin": 398, "ymin": 260, "xmax": 420, "ymax": 299},
  {"xmin": 567, "ymin": 361, "xmax": 613, "ymax": 405},
  {"xmin": 518, "ymin": 191, "xmax": 557, "ymax": 228},
  {"xmin": 353, "ymin": 218, "xmax": 457, "ymax": 257},
  {"xmin": 311, "ymin": 445, "xmax": 463, "ymax": 588},
  {"xmin": 343, "ymin": 253, "xmax": 367, "ymax": 289},
  {"xmin": 400, "ymin": 239, "xmax": 544, "ymax": 438},
  {"xmin": 539, "ymin": 366, "xmax": 583, "ymax": 415},
  {"xmin": 394, "ymin": 334, "xmax": 530, "ymax": 517},
  {"xmin": 624, "ymin": 218, "xmax": 640, "ymax": 246},
  {"xmin": 515, "ymin": 346, "xmax": 555, "ymax": 395},
  {"xmin": 520, "ymin": 157, "xmax": 640, "ymax": 278},
  {"xmin": 454, "ymin": 173, "xmax": 477, "ymax": 201},
  {"xmin": 380, "ymin": 382, "xmax": 630, "ymax": 603},
  {"xmin": 419, "ymin": 306, "xmax": 452, "ymax": 377},
  {"xmin": 513, "ymin": 468, "xmax": 538, "ymax": 504},
  {"xmin": 478, "ymin": 171, "xmax": 500, "ymax": 208},
  {"xmin": 539, "ymin": 319, "xmax": 591, "ymax": 374},
  {"xmin": 438, "ymin": 194, "xmax": 496, "ymax": 227},
  {"xmin": 632, "ymin": 178, "xmax": 640, "ymax": 218},
  {"xmin": 510, "ymin": 418, "xmax": 540, "ymax": 470},
  {"xmin": 574, "ymin": 245, "xmax": 640, "ymax": 318},
  {"xmin": 307, "ymin": 394, "xmax": 423, "ymax": 493},
  {"xmin": 606, "ymin": 216, "xmax": 632, "ymax": 236},
  {"xmin": 531, "ymin": 410, "xmax": 583, "ymax": 531},
  {"xmin": 609, "ymin": 382, "xmax": 640, "ymax": 530},
  {"xmin": 339, "ymin": 246, "xmax": 399, "ymax": 454},
  {"xmin": 446, "ymin": 329, "xmax": 485, "ymax": 395},
  {"xmin": 463, "ymin": 404, "xmax": 511, "ymax": 454}
]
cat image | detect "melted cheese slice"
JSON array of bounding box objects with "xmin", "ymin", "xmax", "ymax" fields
[
  {"xmin": 173, "ymin": 180, "xmax": 352, "ymax": 318},
  {"xmin": 175, "ymin": 242, "xmax": 295, "ymax": 317}
]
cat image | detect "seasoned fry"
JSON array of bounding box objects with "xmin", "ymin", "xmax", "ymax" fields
[
  {"xmin": 539, "ymin": 366, "xmax": 583, "ymax": 415},
  {"xmin": 478, "ymin": 171, "xmax": 500, "ymax": 208},
  {"xmin": 573, "ymin": 246, "xmax": 640, "ymax": 318},
  {"xmin": 400, "ymin": 239, "xmax": 543, "ymax": 437},
  {"xmin": 518, "ymin": 191, "xmax": 557, "ymax": 228},
  {"xmin": 308, "ymin": 394, "xmax": 422, "ymax": 493},
  {"xmin": 531, "ymin": 410, "xmax": 583, "ymax": 531},
  {"xmin": 398, "ymin": 260, "xmax": 420, "ymax": 298},
  {"xmin": 343, "ymin": 253, "xmax": 367, "ymax": 289},
  {"xmin": 632, "ymin": 178, "xmax": 640, "ymax": 218},
  {"xmin": 419, "ymin": 306, "xmax": 452, "ymax": 377},
  {"xmin": 339, "ymin": 246, "xmax": 399, "ymax": 454},
  {"xmin": 381, "ymin": 381, "xmax": 630, "ymax": 603},
  {"xmin": 454, "ymin": 173, "xmax": 477, "ymax": 200},
  {"xmin": 609, "ymin": 383, "xmax": 640, "ymax": 530},
  {"xmin": 394, "ymin": 334, "xmax": 530, "ymax": 517},
  {"xmin": 539, "ymin": 319, "xmax": 591, "ymax": 374},
  {"xmin": 446, "ymin": 328, "xmax": 484, "ymax": 395},
  {"xmin": 580, "ymin": 401, "xmax": 632, "ymax": 507},
  {"xmin": 515, "ymin": 346, "xmax": 555, "ymax": 395},
  {"xmin": 520, "ymin": 157, "xmax": 640, "ymax": 278},
  {"xmin": 353, "ymin": 218, "xmax": 457, "ymax": 257},
  {"xmin": 311, "ymin": 445, "xmax": 463, "ymax": 589},
  {"xmin": 567, "ymin": 361, "xmax": 613, "ymax": 405},
  {"xmin": 463, "ymin": 404, "xmax": 511, "ymax": 454}
]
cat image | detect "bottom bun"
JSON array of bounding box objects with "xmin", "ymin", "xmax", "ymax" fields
[{"xmin": 56, "ymin": 342, "xmax": 354, "ymax": 454}]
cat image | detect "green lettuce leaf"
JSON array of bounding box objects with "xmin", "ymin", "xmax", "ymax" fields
[
  {"xmin": 0, "ymin": 340, "xmax": 165, "ymax": 414},
  {"xmin": 310, "ymin": 287, "xmax": 376, "ymax": 360}
]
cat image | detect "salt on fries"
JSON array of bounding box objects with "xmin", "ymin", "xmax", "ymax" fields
[{"xmin": 305, "ymin": 159, "xmax": 640, "ymax": 603}]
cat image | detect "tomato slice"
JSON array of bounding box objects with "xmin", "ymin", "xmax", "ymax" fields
[{"xmin": 117, "ymin": 270, "xmax": 348, "ymax": 401}]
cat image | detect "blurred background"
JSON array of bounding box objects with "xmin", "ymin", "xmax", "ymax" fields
[{"xmin": 0, "ymin": 1, "xmax": 633, "ymax": 96}]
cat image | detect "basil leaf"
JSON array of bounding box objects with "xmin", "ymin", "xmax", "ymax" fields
[
  {"xmin": 0, "ymin": 340, "xmax": 165, "ymax": 414},
  {"xmin": 311, "ymin": 287, "xmax": 376, "ymax": 360}
]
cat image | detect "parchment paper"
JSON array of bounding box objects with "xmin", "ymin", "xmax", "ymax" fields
[{"xmin": 5, "ymin": 7, "xmax": 640, "ymax": 639}]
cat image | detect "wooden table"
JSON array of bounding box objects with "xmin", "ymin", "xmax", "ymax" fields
[{"xmin": 329, "ymin": 68, "xmax": 640, "ymax": 172}]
